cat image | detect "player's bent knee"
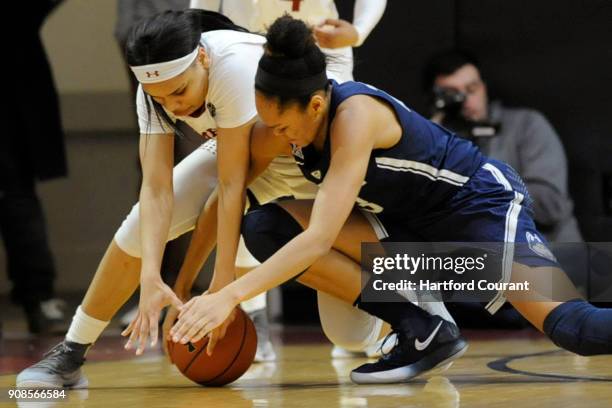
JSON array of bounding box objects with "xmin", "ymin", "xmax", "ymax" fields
[
  {"xmin": 543, "ymin": 299, "xmax": 612, "ymax": 356},
  {"xmin": 241, "ymin": 203, "xmax": 304, "ymax": 263}
]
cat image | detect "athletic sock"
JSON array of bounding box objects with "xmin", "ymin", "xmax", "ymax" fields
[{"xmin": 66, "ymin": 305, "xmax": 109, "ymax": 345}]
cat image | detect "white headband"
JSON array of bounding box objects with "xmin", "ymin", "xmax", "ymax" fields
[{"xmin": 129, "ymin": 47, "xmax": 200, "ymax": 84}]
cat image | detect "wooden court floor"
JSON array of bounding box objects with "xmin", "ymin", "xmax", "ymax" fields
[{"xmin": 1, "ymin": 329, "xmax": 612, "ymax": 408}]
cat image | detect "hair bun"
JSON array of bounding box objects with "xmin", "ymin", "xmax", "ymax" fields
[{"xmin": 266, "ymin": 15, "xmax": 315, "ymax": 58}]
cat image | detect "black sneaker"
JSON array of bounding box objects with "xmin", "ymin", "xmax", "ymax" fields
[
  {"xmin": 350, "ymin": 317, "xmax": 468, "ymax": 384},
  {"xmin": 16, "ymin": 340, "xmax": 90, "ymax": 389}
]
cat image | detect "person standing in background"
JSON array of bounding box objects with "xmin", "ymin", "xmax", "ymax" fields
[
  {"xmin": 2, "ymin": 0, "xmax": 68, "ymax": 334},
  {"xmin": 189, "ymin": 0, "xmax": 388, "ymax": 361}
]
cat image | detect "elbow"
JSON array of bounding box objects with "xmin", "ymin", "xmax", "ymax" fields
[
  {"xmin": 305, "ymin": 228, "xmax": 335, "ymax": 259},
  {"xmin": 311, "ymin": 243, "xmax": 331, "ymax": 260}
]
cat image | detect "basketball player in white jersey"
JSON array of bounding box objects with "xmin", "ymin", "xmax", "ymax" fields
[{"xmin": 17, "ymin": 10, "xmax": 283, "ymax": 389}]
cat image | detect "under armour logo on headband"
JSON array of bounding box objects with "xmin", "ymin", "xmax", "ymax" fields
[{"xmin": 130, "ymin": 47, "xmax": 199, "ymax": 84}]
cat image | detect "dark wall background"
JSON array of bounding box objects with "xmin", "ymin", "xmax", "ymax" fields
[{"xmin": 337, "ymin": 0, "xmax": 612, "ymax": 241}]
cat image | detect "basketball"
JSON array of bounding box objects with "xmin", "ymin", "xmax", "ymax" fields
[{"xmin": 167, "ymin": 308, "xmax": 257, "ymax": 386}]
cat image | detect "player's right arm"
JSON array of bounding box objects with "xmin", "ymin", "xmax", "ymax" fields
[{"xmin": 123, "ymin": 88, "xmax": 183, "ymax": 355}]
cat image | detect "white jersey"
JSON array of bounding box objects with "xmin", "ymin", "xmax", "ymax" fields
[
  {"xmin": 190, "ymin": 0, "xmax": 339, "ymax": 32},
  {"xmin": 249, "ymin": 0, "xmax": 340, "ymax": 31},
  {"xmin": 190, "ymin": 0, "xmax": 387, "ymax": 83},
  {"xmin": 236, "ymin": 0, "xmax": 353, "ymax": 82},
  {"xmin": 136, "ymin": 30, "xmax": 265, "ymax": 135}
]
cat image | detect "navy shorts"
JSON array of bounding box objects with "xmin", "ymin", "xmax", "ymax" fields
[{"xmin": 361, "ymin": 159, "xmax": 559, "ymax": 313}]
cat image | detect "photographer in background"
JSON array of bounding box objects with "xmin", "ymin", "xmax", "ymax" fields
[
  {"xmin": 425, "ymin": 49, "xmax": 582, "ymax": 243},
  {"xmin": 423, "ymin": 49, "xmax": 585, "ymax": 330}
]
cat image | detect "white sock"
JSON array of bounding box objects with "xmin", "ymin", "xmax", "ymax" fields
[
  {"xmin": 66, "ymin": 306, "xmax": 110, "ymax": 345},
  {"xmin": 241, "ymin": 293, "xmax": 267, "ymax": 313}
]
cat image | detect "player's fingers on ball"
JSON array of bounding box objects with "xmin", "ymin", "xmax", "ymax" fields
[
  {"xmin": 228, "ymin": 308, "xmax": 237, "ymax": 323},
  {"xmin": 192, "ymin": 326, "xmax": 209, "ymax": 346},
  {"xmin": 171, "ymin": 309, "xmax": 191, "ymax": 336},
  {"xmin": 181, "ymin": 318, "xmax": 205, "ymax": 344},
  {"xmin": 172, "ymin": 318, "xmax": 191, "ymax": 342},
  {"xmin": 170, "ymin": 319, "xmax": 183, "ymax": 340},
  {"xmin": 170, "ymin": 322, "xmax": 184, "ymax": 342},
  {"xmin": 206, "ymin": 331, "xmax": 218, "ymax": 355},
  {"xmin": 215, "ymin": 326, "xmax": 227, "ymax": 342}
]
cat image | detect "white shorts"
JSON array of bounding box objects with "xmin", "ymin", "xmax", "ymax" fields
[{"xmin": 114, "ymin": 140, "xmax": 218, "ymax": 257}]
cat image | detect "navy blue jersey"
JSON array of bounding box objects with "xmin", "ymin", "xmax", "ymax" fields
[{"xmin": 291, "ymin": 80, "xmax": 485, "ymax": 219}]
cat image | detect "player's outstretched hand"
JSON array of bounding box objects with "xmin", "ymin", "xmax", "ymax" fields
[
  {"xmin": 170, "ymin": 290, "xmax": 238, "ymax": 353},
  {"xmin": 122, "ymin": 278, "xmax": 183, "ymax": 355}
]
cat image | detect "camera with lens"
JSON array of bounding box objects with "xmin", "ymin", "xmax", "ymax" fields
[
  {"xmin": 433, "ymin": 86, "xmax": 466, "ymax": 116},
  {"xmin": 432, "ymin": 86, "xmax": 499, "ymax": 140}
]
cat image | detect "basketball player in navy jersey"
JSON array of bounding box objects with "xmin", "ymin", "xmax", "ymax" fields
[{"xmin": 171, "ymin": 16, "xmax": 612, "ymax": 384}]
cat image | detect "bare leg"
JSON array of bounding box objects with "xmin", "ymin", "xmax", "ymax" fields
[
  {"xmin": 508, "ymin": 263, "xmax": 582, "ymax": 331},
  {"xmin": 81, "ymin": 239, "xmax": 141, "ymax": 321}
]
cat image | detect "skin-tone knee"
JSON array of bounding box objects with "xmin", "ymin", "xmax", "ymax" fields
[{"xmin": 81, "ymin": 239, "xmax": 142, "ymax": 321}]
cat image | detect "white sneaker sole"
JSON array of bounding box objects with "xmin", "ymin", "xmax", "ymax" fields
[
  {"xmin": 17, "ymin": 375, "xmax": 88, "ymax": 389},
  {"xmin": 350, "ymin": 341, "xmax": 468, "ymax": 384}
]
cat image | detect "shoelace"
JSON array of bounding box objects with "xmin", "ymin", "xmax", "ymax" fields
[{"xmin": 33, "ymin": 343, "xmax": 78, "ymax": 373}]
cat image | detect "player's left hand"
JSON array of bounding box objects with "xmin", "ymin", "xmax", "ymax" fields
[
  {"xmin": 170, "ymin": 290, "xmax": 238, "ymax": 353},
  {"xmin": 314, "ymin": 18, "xmax": 359, "ymax": 49}
]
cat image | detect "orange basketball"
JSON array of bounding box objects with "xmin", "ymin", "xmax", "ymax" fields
[{"xmin": 167, "ymin": 307, "xmax": 257, "ymax": 386}]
